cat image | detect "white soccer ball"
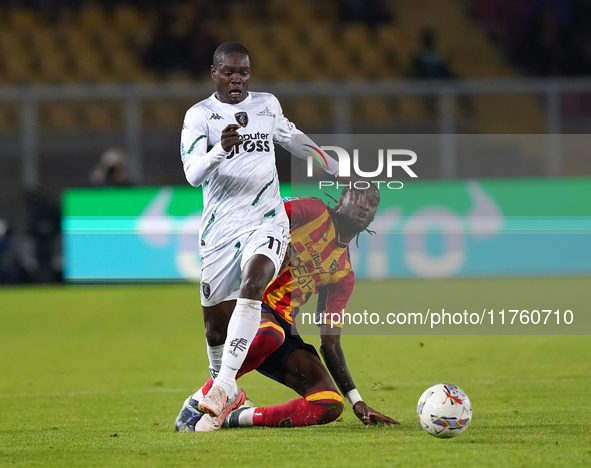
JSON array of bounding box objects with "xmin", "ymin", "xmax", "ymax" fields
[{"xmin": 417, "ymin": 383, "xmax": 472, "ymax": 438}]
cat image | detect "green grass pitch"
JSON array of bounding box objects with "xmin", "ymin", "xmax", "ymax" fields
[{"xmin": 1, "ymin": 278, "xmax": 590, "ymax": 467}]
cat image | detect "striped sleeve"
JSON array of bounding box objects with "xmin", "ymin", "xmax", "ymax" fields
[
  {"xmin": 286, "ymin": 197, "xmax": 327, "ymax": 227},
  {"xmin": 315, "ymin": 270, "xmax": 355, "ymax": 328}
]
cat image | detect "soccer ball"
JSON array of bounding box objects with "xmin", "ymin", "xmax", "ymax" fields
[{"xmin": 417, "ymin": 383, "xmax": 472, "ymax": 438}]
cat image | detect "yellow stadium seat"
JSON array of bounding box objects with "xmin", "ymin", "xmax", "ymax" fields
[
  {"xmin": 39, "ymin": 102, "xmax": 81, "ymax": 133},
  {"xmin": 112, "ymin": 5, "xmax": 144, "ymax": 31},
  {"xmin": 78, "ymin": 4, "xmax": 107, "ymax": 31},
  {"xmin": 342, "ymin": 24, "xmax": 373, "ymax": 54},
  {"xmin": 351, "ymin": 97, "xmax": 391, "ymax": 125},
  {"xmin": 71, "ymin": 49, "xmax": 107, "ymax": 83},
  {"xmin": 9, "ymin": 9, "xmax": 39, "ymax": 30},
  {"xmin": 83, "ymin": 102, "xmax": 120, "ymax": 132},
  {"xmin": 397, "ymin": 96, "xmax": 430, "ymax": 123},
  {"xmin": 36, "ymin": 50, "xmax": 74, "ymax": 84},
  {"xmin": 291, "ymin": 98, "xmax": 330, "ymax": 126},
  {"xmin": 3, "ymin": 51, "xmax": 36, "ymax": 85},
  {"xmin": 142, "ymin": 100, "xmax": 184, "ymax": 130},
  {"xmin": 0, "ymin": 104, "xmax": 20, "ymax": 135}
]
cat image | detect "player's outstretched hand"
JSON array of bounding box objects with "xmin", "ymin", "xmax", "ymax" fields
[
  {"xmin": 353, "ymin": 401, "xmax": 400, "ymax": 426},
  {"xmin": 220, "ymin": 124, "xmax": 244, "ymax": 152}
]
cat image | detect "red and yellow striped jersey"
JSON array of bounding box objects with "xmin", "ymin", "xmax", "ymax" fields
[{"xmin": 263, "ymin": 197, "xmax": 355, "ymax": 328}]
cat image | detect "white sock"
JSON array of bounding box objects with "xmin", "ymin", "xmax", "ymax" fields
[
  {"xmin": 192, "ymin": 387, "xmax": 204, "ymax": 401},
  {"xmin": 206, "ymin": 343, "xmax": 224, "ymax": 379},
  {"xmin": 238, "ymin": 407, "xmax": 255, "ymax": 427},
  {"xmin": 214, "ymin": 298, "xmax": 261, "ymax": 395}
]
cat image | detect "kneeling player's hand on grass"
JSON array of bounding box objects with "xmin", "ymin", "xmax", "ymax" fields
[{"xmin": 353, "ymin": 401, "xmax": 400, "ymax": 426}]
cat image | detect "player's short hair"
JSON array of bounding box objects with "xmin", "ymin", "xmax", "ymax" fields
[{"xmin": 212, "ymin": 42, "xmax": 251, "ymax": 69}]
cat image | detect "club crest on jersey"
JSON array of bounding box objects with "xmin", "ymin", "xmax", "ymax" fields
[
  {"xmin": 235, "ymin": 112, "xmax": 248, "ymax": 127},
  {"xmin": 257, "ymin": 107, "xmax": 275, "ymax": 117},
  {"xmin": 329, "ymin": 259, "xmax": 340, "ymax": 272}
]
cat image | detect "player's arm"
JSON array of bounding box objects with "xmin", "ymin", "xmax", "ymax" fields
[
  {"xmin": 317, "ymin": 277, "xmax": 399, "ymax": 426},
  {"xmin": 319, "ymin": 327, "xmax": 398, "ymax": 426},
  {"xmin": 284, "ymin": 197, "xmax": 328, "ymax": 228},
  {"xmin": 270, "ymin": 96, "xmax": 340, "ymax": 178},
  {"xmin": 181, "ymin": 110, "xmax": 243, "ymax": 187}
]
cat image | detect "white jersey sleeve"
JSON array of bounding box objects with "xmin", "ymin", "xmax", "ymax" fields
[
  {"xmin": 270, "ymin": 96, "xmax": 339, "ymax": 178},
  {"xmin": 181, "ymin": 107, "xmax": 231, "ymax": 187}
]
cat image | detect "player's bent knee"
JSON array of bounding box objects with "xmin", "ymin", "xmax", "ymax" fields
[
  {"xmin": 305, "ymin": 390, "xmax": 344, "ymax": 425},
  {"xmin": 258, "ymin": 320, "xmax": 286, "ymax": 347}
]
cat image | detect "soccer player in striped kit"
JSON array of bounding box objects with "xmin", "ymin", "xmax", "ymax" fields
[{"xmin": 177, "ymin": 185, "xmax": 399, "ymax": 430}]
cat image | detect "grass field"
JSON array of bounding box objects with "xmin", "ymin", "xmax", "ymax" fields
[{"xmin": 1, "ymin": 279, "xmax": 590, "ymax": 467}]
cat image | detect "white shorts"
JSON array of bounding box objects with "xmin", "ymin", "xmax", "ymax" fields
[{"xmin": 199, "ymin": 226, "xmax": 289, "ymax": 307}]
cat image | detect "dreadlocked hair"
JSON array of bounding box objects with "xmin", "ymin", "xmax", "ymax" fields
[{"xmin": 324, "ymin": 192, "xmax": 376, "ymax": 248}]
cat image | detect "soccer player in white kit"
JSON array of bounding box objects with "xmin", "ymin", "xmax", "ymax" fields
[{"xmin": 177, "ymin": 42, "xmax": 339, "ymax": 431}]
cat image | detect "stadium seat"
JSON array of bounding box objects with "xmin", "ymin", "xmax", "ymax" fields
[
  {"xmin": 0, "ymin": 0, "xmax": 546, "ymax": 137},
  {"xmin": 39, "ymin": 102, "xmax": 81, "ymax": 133},
  {"xmin": 142, "ymin": 100, "xmax": 184, "ymax": 130},
  {"xmin": 8, "ymin": 9, "xmax": 39, "ymax": 30},
  {"xmin": 112, "ymin": 5, "xmax": 144, "ymax": 31},
  {"xmin": 3, "ymin": 48, "xmax": 37, "ymax": 85},
  {"xmin": 83, "ymin": 102, "xmax": 120, "ymax": 132},
  {"xmin": 291, "ymin": 97, "xmax": 331, "ymax": 126},
  {"xmin": 0, "ymin": 104, "xmax": 19, "ymax": 135},
  {"xmin": 78, "ymin": 4, "xmax": 108, "ymax": 31}
]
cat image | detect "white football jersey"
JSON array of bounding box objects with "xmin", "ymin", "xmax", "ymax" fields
[{"xmin": 181, "ymin": 91, "xmax": 338, "ymax": 252}]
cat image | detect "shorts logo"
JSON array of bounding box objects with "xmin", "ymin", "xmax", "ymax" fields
[
  {"xmin": 202, "ymin": 282, "xmax": 211, "ymax": 299},
  {"xmin": 209, "ymin": 113, "xmax": 222, "ymax": 120},
  {"xmin": 329, "ymin": 259, "xmax": 339, "ymax": 272},
  {"xmin": 234, "ymin": 112, "xmax": 248, "ymax": 127}
]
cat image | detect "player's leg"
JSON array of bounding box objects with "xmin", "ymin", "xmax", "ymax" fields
[
  {"xmin": 175, "ymin": 302, "xmax": 238, "ymax": 432},
  {"xmin": 225, "ymin": 349, "xmax": 344, "ymax": 428},
  {"xmin": 200, "ymin": 310, "xmax": 285, "ymax": 396},
  {"xmin": 176, "ymin": 309, "xmax": 284, "ymax": 432},
  {"xmin": 199, "ymin": 228, "xmax": 288, "ymax": 423},
  {"xmin": 202, "ymin": 301, "xmax": 235, "ymax": 376},
  {"xmin": 208, "ymin": 254, "xmax": 275, "ymax": 385},
  {"xmin": 224, "ymin": 321, "xmax": 344, "ymax": 429},
  {"xmin": 175, "ymin": 239, "xmax": 244, "ymax": 432}
]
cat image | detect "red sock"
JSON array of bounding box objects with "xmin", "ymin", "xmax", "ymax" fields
[
  {"xmin": 240, "ymin": 320, "xmax": 285, "ymax": 374},
  {"xmin": 252, "ymin": 390, "xmax": 344, "ymax": 427},
  {"xmin": 202, "ymin": 320, "xmax": 285, "ymax": 396},
  {"xmin": 202, "ymin": 377, "xmax": 214, "ymax": 396}
]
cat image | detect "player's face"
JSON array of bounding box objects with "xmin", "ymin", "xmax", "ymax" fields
[
  {"xmin": 211, "ymin": 52, "xmax": 250, "ymax": 104},
  {"xmin": 339, "ymin": 187, "xmax": 380, "ymax": 232}
]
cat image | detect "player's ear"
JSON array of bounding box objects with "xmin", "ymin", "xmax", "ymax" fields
[{"xmin": 210, "ymin": 65, "xmax": 216, "ymax": 81}]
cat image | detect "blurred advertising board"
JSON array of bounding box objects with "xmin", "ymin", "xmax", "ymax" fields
[{"xmin": 63, "ymin": 178, "xmax": 591, "ymax": 281}]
